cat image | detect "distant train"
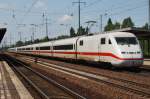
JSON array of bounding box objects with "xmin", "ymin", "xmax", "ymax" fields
[{"xmin": 9, "ymin": 32, "xmax": 144, "ymax": 67}]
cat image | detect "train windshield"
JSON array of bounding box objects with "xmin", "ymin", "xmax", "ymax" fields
[{"xmin": 115, "ymin": 37, "xmax": 138, "ymax": 45}]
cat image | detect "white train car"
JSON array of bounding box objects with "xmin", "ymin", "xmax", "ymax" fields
[
  {"xmin": 52, "ymin": 37, "xmax": 78, "ymax": 59},
  {"xmin": 35, "ymin": 42, "xmax": 53, "ymax": 56},
  {"xmin": 9, "ymin": 31, "xmax": 144, "ymax": 67}
]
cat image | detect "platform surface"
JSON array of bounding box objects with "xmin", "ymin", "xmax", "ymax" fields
[
  {"xmin": 0, "ymin": 61, "xmax": 33, "ymax": 99},
  {"xmin": 144, "ymin": 59, "xmax": 150, "ymax": 66}
]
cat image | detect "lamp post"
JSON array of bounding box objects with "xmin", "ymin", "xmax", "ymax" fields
[
  {"xmin": 85, "ymin": 21, "xmax": 97, "ymax": 33},
  {"xmin": 99, "ymin": 13, "xmax": 107, "ymax": 32}
]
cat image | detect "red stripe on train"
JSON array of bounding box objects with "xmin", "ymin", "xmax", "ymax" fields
[{"xmin": 29, "ymin": 51, "xmax": 143, "ymax": 60}]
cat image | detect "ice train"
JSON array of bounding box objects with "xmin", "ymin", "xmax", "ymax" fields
[{"xmin": 9, "ymin": 32, "xmax": 144, "ymax": 67}]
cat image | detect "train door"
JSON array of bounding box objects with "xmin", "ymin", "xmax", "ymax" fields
[{"xmin": 99, "ymin": 37, "xmax": 107, "ymax": 62}]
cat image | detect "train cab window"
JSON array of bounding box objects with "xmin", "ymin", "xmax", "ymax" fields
[
  {"xmin": 80, "ymin": 40, "xmax": 83, "ymax": 46},
  {"xmin": 101, "ymin": 38, "xmax": 105, "ymax": 44},
  {"xmin": 115, "ymin": 37, "xmax": 138, "ymax": 45},
  {"xmin": 109, "ymin": 39, "xmax": 112, "ymax": 44}
]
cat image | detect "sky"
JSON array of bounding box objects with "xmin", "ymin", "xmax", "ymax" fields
[{"xmin": 0, "ymin": 0, "xmax": 148, "ymax": 46}]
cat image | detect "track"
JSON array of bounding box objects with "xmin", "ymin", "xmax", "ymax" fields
[
  {"xmin": 8, "ymin": 53, "xmax": 150, "ymax": 98},
  {"xmin": 2, "ymin": 54, "xmax": 86, "ymax": 99},
  {"xmin": 138, "ymin": 66, "xmax": 150, "ymax": 76}
]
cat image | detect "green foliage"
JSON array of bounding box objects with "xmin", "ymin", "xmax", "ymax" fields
[
  {"xmin": 77, "ymin": 26, "xmax": 88, "ymax": 36},
  {"xmin": 24, "ymin": 40, "xmax": 32, "ymax": 45},
  {"xmin": 104, "ymin": 17, "xmax": 135, "ymax": 31},
  {"xmin": 121, "ymin": 17, "xmax": 134, "ymax": 28},
  {"xmin": 16, "ymin": 41, "xmax": 24, "ymax": 47},
  {"xmin": 57, "ymin": 35, "xmax": 70, "ymax": 40},
  {"xmin": 85, "ymin": 27, "xmax": 89, "ymax": 34},
  {"xmin": 40, "ymin": 36, "xmax": 49, "ymax": 42},
  {"xmin": 142, "ymin": 23, "xmax": 148, "ymax": 30},
  {"xmin": 70, "ymin": 27, "xmax": 76, "ymax": 37},
  {"xmin": 114, "ymin": 22, "xmax": 121, "ymax": 29},
  {"xmin": 104, "ymin": 18, "xmax": 114, "ymax": 31}
]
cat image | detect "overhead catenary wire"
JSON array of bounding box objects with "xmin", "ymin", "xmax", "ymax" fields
[
  {"xmin": 84, "ymin": 0, "xmax": 102, "ymax": 8},
  {"xmin": 20, "ymin": 0, "xmax": 40, "ymax": 24},
  {"xmin": 82, "ymin": 0, "xmax": 147, "ymax": 15}
]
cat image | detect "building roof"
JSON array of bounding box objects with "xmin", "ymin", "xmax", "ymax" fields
[
  {"xmin": 0, "ymin": 28, "xmax": 7, "ymax": 43},
  {"xmin": 110, "ymin": 27, "xmax": 150, "ymax": 38}
]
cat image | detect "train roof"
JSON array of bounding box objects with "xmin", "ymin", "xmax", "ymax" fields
[
  {"xmin": 95, "ymin": 27, "xmax": 150, "ymax": 37},
  {"xmin": 105, "ymin": 32, "xmax": 135, "ymax": 37},
  {"xmin": 12, "ymin": 31, "xmax": 135, "ymax": 49}
]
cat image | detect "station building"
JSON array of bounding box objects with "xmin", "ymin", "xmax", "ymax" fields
[{"xmin": 0, "ymin": 28, "xmax": 6, "ymax": 43}]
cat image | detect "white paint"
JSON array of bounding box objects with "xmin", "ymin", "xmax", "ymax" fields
[
  {"xmin": 144, "ymin": 60, "xmax": 150, "ymax": 66},
  {"xmin": 0, "ymin": 61, "xmax": 11, "ymax": 99},
  {"xmin": 0, "ymin": 61, "xmax": 5, "ymax": 99},
  {"xmin": 3, "ymin": 61, "xmax": 34, "ymax": 99}
]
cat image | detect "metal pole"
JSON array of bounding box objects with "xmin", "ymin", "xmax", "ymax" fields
[
  {"xmin": 149, "ymin": 0, "xmax": 150, "ymax": 29},
  {"xmin": 79, "ymin": 0, "xmax": 81, "ymax": 34},
  {"xmin": 18, "ymin": 32, "xmax": 22, "ymax": 41},
  {"xmin": 73, "ymin": 0, "xmax": 86, "ymax": 35},
  {"xmin": 46, "ymin": 17, "xmax": 48, "ymax": 38},
  {"xmin": 32, "ymin": 27, "xmax": 34, "ymax": 42},
  {"xmin": 100, "ymin": 15, "xmax": 103, "ymax": 32}
]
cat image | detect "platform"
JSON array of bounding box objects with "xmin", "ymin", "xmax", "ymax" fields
[
  {"xmin": 0, "ymin": 61, "xmax": 33, "ymax": 99},
  {"xmin": 144, "ymin": 59, "xmax": 150, "ymax": 66}
]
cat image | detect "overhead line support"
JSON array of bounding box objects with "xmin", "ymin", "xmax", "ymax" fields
[{"xmin": 72, "ymin": 0, "xmax": 86, "ymax": 34}]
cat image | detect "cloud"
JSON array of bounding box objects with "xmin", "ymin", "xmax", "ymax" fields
[
  {"xmin": 34, "ymin": 0, "xmax": 47, "ymax": 10},
  {"xmin": 0, "ymin": 3, "xmax": 15, "ymax": 10},
  {"xmin": 59, "ymin": 15, "xmax": 73, "ymax": 23}
]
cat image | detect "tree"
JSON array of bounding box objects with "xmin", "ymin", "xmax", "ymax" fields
[
  {"xmin": 142, "ymin": 23, "xmax": 148, "ymax": 30},
  {"xmin": 121, "ymin": 17, "xmax": 134, "ymax": 28},
  {"xmin": 77, "ymin": 26, "xmax": 87, "ymax": 36},
  {"xmin": 104, "ymin": 18, "xmax": 114, "ymax": 31},
  {"xmin": 34, "ymin": 39, "xmax": 40, "ymax": 43},
  {"xmin": 85, "ymin": 27, "xmax": 89, "ymax": 34},
  {"xmin": 70, "ymin": 27, "xmax": 76, "ymax": 37},
  {"xmin": 40, "ymin": 36, "xmax": 49, "ymax": 42},
  {"xmin": 114, "ymin": 22, "xmax": 121, "ymax": 29},
  {"xmin": 16, "ymin": 41, "xmax": 24, "ymax": 47},
  {"xmin": 57, "ymin": 35, "xmax": 70, "ymax": 40}
]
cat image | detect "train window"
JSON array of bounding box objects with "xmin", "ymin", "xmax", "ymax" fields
[
  {"xmin": 74, "ymin": 44, "xmax": 75, "ymax": 50},
  {"xmin": 109, "ymin": 39, "xmax": 112, "ymax": 44},
  {"xmin": 80, "ymin": 40, "xmax": 83, "ymax": 46},
  {"xmin": 40, "ymin": 46, "xmax": 50, "ymax": 50},
  {"xmin": 53, "ymin": 44, "xmax": 73, "ymax": 50},
  {"xmin": 26, "ymin": 48, "xmax": 30, "ymax": 50},
  {"xmin": 36, "ymin": 47, "xmax": 39, "ymax": 50},
  {"xmin": 115, "ymin": 37, "xmax": 138, "ymax": 45},
  {"xmin": 101, "ymin": 38, "xmax": 105, "ymax": 44}
]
